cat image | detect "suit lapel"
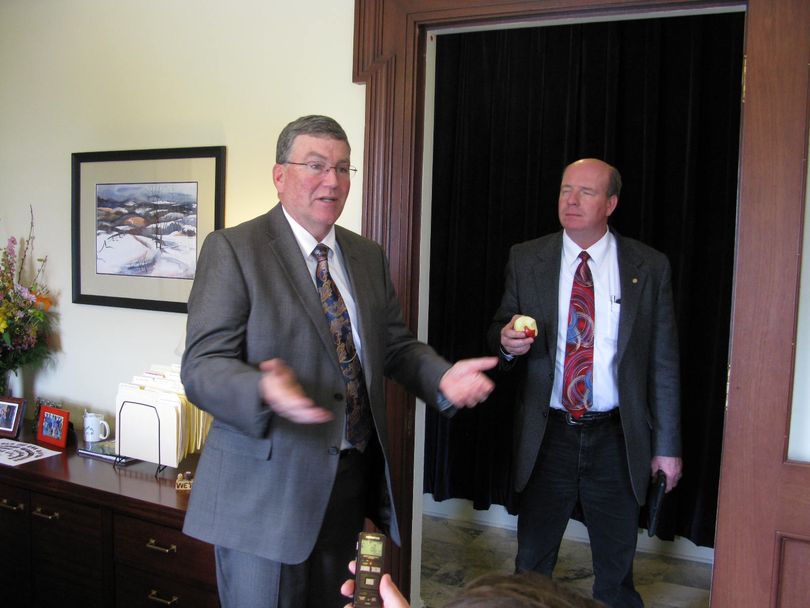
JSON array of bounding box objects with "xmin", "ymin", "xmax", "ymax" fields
[
  {"xmin": 530, "ymin": 232, "xmax": 563, "ymax": 359},
  {"xmin": 616, "ymin": 233, "xmax": 647, "ymax": 363},
  {"xmin": 264, "ymin": 205, "xmax": 340, "ymax": 368}
]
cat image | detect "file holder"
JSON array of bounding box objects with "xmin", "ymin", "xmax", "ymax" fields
[{"xmin": 116, "ymin": 400, "xmax": 168, "ymax": 477}]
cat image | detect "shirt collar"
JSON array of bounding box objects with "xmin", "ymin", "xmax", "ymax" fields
[
  {"xmin": 562, "ymin": 228, "xmax": 613, "ymax": 269},
  {"xmin": 281, "ymin": 205, "xmax": 338, "ymax": 258}
]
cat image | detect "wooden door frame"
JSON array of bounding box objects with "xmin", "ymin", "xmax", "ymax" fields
[
  {"xmin": 713, "ymin": 0, "xmax": 810, "ymax": 606},
  {"xmin": 352, "ymin": 0, "xmax": 810, "ymax": 604}
]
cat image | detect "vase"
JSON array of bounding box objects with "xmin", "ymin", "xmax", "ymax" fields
[{"xmin": 0, "ymin": 369, "xmax": 11, "ymax": 397}]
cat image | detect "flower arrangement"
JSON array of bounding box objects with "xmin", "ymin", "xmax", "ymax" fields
[{"xmin": 0, "ymin": 211, "xmax": 54, "ymax": 395}]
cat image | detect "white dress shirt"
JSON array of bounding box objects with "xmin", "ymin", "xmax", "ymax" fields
[
  {"xmin": 281, "ymin": 206, "xmax": 364, "ymax": 364},
  {"xmin": 550, "ymin": 230, "xmax": 621, "ymax": 412},
  {"xmin": 282, "ymin": 207, "xmax": 367, "ymax": 449}
]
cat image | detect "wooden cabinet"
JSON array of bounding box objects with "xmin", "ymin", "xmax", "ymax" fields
[
  {"xmin": 113, "ymin": 514, "xmax": 217, "ymax": 607},
  {"xmin": 0, "ymin": 432, "xmax": 217, "ymax": 607}
]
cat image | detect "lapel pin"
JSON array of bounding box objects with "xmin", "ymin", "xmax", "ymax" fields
[{"xmin": 632, "ymin": 278, "xmax": 638, "ymax": 284}]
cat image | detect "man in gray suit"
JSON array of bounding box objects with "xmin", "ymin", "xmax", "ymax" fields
[
  {"xmin": 181, "ymin": 115, "xmax": 497, "ymax": 608},
  {"xmin": 489, "ymin": 159, "xmax": 682, "ymax": 608}
]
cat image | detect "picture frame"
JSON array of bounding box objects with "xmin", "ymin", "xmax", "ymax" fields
[
  {"xmin": 0, "ymin": 397, "xmax": 26, "ymax": 439},
  {"xmin": 37, "ymin": 405, "xmax": 71, "ymax": 449},
  {"xmin": 71, "ymin": 146, "xmax": 226, "ymax": 313}
]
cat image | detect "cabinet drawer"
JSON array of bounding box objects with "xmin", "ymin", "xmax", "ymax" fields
[
  {"xmin": 30, "ymin": 491, "xmax": 104, "ymax": 608},
  {"xmin": 116, "ymin": 564, "xmax": 220, "ymax": 608},
  {"xmin": 0, "ymin": 480, "xmax": 28, "ymax": 513},
  {"xmin": 0, "ymin": 480, "xmax": 29, "ymax": 551},
  {"xmin": 0, "ymin": 482, "xmax": 31, "ymax": 607},
  {"xmin": 114, "ymin": 514, "xmax": 216, "ymax": 584}
]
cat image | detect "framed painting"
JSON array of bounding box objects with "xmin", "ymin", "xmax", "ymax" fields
[{"xmin": 71, "ymin": 146, "xmax": 225, "ymax": 313}]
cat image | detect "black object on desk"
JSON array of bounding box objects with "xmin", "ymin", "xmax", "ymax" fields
[{"xmin": 76, "ymin": 439, "xmax": 138, "ymax": 466}]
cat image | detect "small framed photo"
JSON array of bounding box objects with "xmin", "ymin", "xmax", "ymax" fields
[
  {"xmin": 37, "ymin": 405, "xmax": 71, "ymax": 448},
  {"xmin": 0, "ymin": 397, "xmax": 25, "ymax": 439}
]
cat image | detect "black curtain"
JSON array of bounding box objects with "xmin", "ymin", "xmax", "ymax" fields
[{"xmin": 424, "ymin": 13, "xmax": 743, "ymax": 548}]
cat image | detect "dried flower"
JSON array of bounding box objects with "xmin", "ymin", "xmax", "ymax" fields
[{"xmin": 0, "ymin": 209, "xmax": 54, "ymax": 380}]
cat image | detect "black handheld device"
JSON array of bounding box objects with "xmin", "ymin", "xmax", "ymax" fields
[
  {"xmin": 646, "ymin": 469, "xmax": 667, "ymax": 537},
  {"xmin": 354, "ymin": 531, "xmax": 386, "ymax": 607}
]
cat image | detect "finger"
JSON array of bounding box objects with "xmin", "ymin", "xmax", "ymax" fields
[
  {"xmin": 267, "ymin": 390, "xmax": 331, "ymax": 421},
  {"xmin": 340, "ymin": 578, "xmax": 355, "ymax": 599},
  {"xmin": 259, "ymin": 358, "xmax": 289, "ymax": 374},
  {"xmin": 281, "ymin": 405, "xmax": 333, "ymax": 424},
  {"xmin": 379, "ymin": 574, "xmax": 408, "ymax": 606},
  {"xmin": 666, "ymin": 473, "xmax": 681, "ymax": 492},
  {"xmin": 464, "ymin": 356, "xmax": 499, "ymax": 371}
]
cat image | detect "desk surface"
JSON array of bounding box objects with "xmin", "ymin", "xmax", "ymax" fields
[{"xmin": 0, "ymin": 428, "xmax": 199, "ymax": 528}]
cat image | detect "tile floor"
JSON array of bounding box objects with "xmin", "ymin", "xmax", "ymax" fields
[{"xmin": 419, "ymin": 515, "xmax": 712, "ymax": 608}]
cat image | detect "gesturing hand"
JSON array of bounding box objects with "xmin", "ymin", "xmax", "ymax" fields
[
  {"xmin": 259, "ymin": 358, "xmax": 333, "ymax": 424},
  {"xmin": 439, "ymin": 357, "xmax": 498, "ymax": 408}
]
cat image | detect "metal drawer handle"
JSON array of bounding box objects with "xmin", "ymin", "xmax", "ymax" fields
[
  {"xmin": 146, "ymin": 538, "xmax": 177, "ymax": 554},
  {"xmin": 32, "ymin": 507, "xmax": 60, "ymax": 520},
  {"xmin": 0, "ymin": 498, "xmax": 24, "ymax": 512},
  {"xmin": 147, "ymin": 589, "xmax": 179, "ymax": 605}
]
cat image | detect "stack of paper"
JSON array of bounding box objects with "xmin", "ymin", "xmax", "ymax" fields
[{"xmin": 115, "ymin": 364, "xmax": 212, "ymax": 468}]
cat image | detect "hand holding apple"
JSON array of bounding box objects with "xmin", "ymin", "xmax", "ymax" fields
[
  {"xmin": 500, "ymin": 314, "xmax": 537, "ymax": 357},
  {"xmin": 513, "ymin": 315, "xmax": 538, "ymax": 338}
]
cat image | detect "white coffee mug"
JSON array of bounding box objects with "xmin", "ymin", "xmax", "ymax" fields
[{"xmin": 84, "ymin": 412, "xmax": 110, "ymax": 443}]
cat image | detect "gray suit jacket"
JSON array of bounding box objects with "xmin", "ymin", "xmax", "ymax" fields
[
  {"xmin": 181, "ymin": 204, "xmax": 452, "ymax": 563},
  {"xmin": 488, "ymin": 230, "xmax": 681, "ymax": 504}
]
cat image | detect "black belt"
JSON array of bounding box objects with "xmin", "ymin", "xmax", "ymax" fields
[{"xmin": 549, "ymin": 407, "xmax": 619, "ymax": 427}]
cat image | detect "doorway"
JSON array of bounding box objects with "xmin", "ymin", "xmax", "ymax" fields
[
  {"xmin": 415, "ymin": 8, "xmax": 742, "ymax": 604},
  {"xmin": 353, "ymin": 1, "xmax": 810, "ymax": 605}
]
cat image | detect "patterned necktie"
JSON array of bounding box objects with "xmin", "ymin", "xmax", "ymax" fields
[
  {"xmin": 312, "ymin": 244, "xmax": 372, "ymax": 451},
  {"xmin": 562, "ymin": 251, "xmax": 595, "ymax": 419}
]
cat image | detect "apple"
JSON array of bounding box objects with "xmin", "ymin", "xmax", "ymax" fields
[{"xmin": 514, "ymin": 315, "xmax": 537, "ymax": 338}]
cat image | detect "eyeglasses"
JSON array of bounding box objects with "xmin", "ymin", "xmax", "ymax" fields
[{"xmin": 284, "ymin": 161, "xmax": 358, "ymax": 180}]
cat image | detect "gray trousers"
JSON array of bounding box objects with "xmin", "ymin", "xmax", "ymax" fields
[{"xmin": 215, "ymin": 449, "xmax": 368, "ymax": 608}]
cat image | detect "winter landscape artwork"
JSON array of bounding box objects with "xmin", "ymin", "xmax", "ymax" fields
[
  {"xmin": 95, "ymin": 182, "xmax": 199, "ymax": 279},
  {"xmin": 72, "ymin": 147, "xmax": 225, "ymax": 312}
]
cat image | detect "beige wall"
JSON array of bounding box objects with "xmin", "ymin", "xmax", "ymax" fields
[{"xmin": 0, "ymin": 0, "xmax": 365, "ymax": 422}]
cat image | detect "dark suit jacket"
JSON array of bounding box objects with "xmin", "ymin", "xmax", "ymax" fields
[
  {"xmin": 488, "ymin": 230, "xmax": 681, "ymax": 504},
  {"xmin": 181, "ymin": 204, "xmax": 452, "ymax": 564}
]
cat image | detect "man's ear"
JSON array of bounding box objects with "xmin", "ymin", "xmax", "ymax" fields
[
  {"xmin": 606, "ymin": 194, "xmax": 619, "ymax": 217},
  {"xmin": 272, "ymin": 163, "xmax": 285, "ymax": 192}
]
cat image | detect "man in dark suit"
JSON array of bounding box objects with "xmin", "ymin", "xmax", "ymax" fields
[
  {"xmin": 488, "ymin": 159, "xmax": 682, "ymax": 608},
  {"xmin": 181, "ymin": 115, "xmax": 496, "ymax": 608}
]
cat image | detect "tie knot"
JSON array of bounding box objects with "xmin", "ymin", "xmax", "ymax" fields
[
  {"xmin": 578, "ymin": 251, "xmax": 590, "ymax": 263},
  {"xmin": 312, "ymin": 244, "xmax": 329, "ymax": 262}
]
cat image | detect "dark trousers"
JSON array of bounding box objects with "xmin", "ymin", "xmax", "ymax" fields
[
  {"xmin": 215, "ymin": 448, "xmax": 368, "ymax": 608},
  {"xmin": 515, "ymin": 410, "xmax": 643, "ymax": 608}
]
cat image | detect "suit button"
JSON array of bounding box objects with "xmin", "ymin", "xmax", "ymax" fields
[
  {"xmin": 328, "ymin": 446, "xmax": 340, "ymax": 455},
  {"xmin": 334, "ymin": 393, "xmax": 344, "ymax": 401}
]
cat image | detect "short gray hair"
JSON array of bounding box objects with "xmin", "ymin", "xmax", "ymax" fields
[
  {"xmin": 275, "ymin": 115, "xmax": 350, "ymax": 163},
  {"xmin": 606, "ymin": 164, "xmax": 622, "ymax": 198}
]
